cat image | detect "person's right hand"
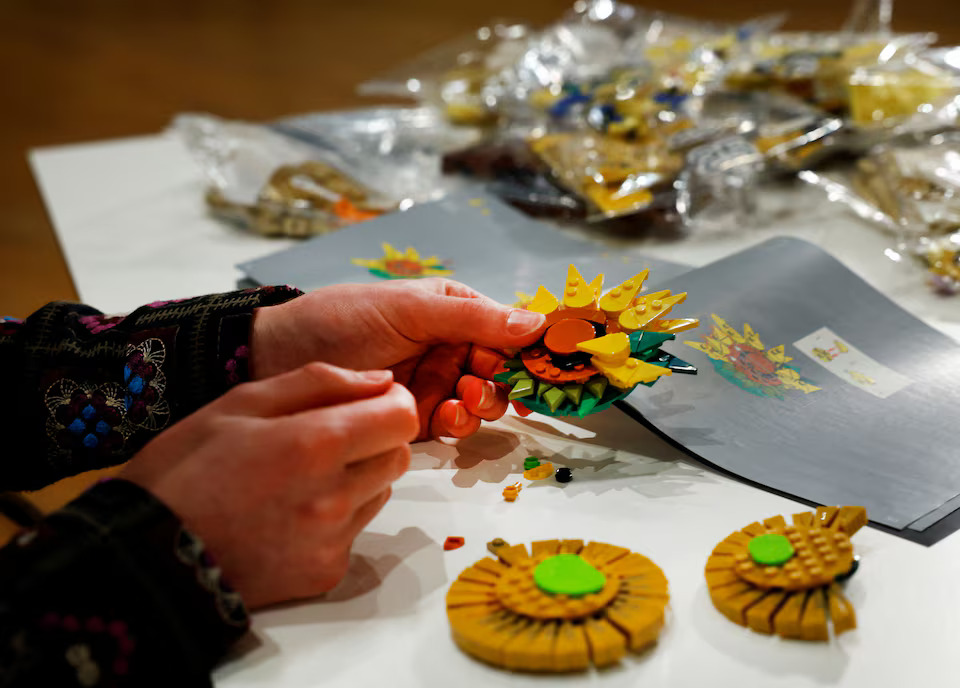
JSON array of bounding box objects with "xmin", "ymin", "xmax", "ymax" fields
[{"xmin": 120, "ymin": 362, "xmax": 419, "ymax": 609}]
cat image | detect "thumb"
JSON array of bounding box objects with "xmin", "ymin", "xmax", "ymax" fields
[
  {"xmin": 406, "ymin": 293, "xmax": 546, "ymax": 349},
  {"xmin": 218, "ymin": 362, "xmax": 394, "ymax": 417}
]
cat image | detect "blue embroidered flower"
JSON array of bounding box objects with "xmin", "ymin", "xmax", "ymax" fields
[
  {"xmin": 122, "ymin": 339, "xmax": 170, "ymax": 431},
  {"xmin": 50, "ymin": 386, "xmax": 125, "ymax": 456}
]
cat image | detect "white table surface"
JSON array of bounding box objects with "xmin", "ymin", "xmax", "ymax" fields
[{"xmin": 30, "ymin": 133, "xmax": 960, "ymax": 688}]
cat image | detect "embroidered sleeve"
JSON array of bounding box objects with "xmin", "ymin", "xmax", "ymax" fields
[
  {"xmin": 0, "ymin": 479, "xmax": 248, "ymax": 687},
  {"xmin": 0, "ymin": 286, "xmax": 302, "ymax": 491}
]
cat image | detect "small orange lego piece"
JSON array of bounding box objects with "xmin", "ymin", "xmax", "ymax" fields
[
  {"xmin": 544, "ymin": 319, "xmax": 597, "ymax": 354},
  {"xmin": 333, "ymin": 196, "xmax": 381, "ymax": 223},
  {"xmin": 444, "ymin": 536, "xmax": 465, "ymax": 551},
  {"xmin": 502, "ymin": 483, "xmax": 522, "ymax": 502}
]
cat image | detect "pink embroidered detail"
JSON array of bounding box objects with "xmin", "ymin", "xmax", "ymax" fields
[
  {"xmin": 225, "ymin": 345, "xmax": 251, "ymax": 386},
  {"xmin": 78, "ymin": 314, "xmax": 126, "ymax": 334}
]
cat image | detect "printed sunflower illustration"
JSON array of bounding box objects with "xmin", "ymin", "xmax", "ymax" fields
[
  {"xmin": 685, "ymin": 315, "xmax": 820, "ymax": 398},
  {"xmin": 447, "ymin": 538, "xmax": 669, "ymax": 672},
  {"xmin": 496, "ymin": 264, "xmax": 698, "ymax": 417},
  {"xmin": 706, "ymin": 506, "xmax": 866, "ymax": 641},
  {"xmin": 351, "ymin": 242, "xmax": 453, "ymax": 279}
]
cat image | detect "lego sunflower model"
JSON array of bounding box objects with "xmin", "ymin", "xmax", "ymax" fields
[
  {"xmin": 496, "ymin": 265, "xmax": 698, "ymax": 417},
  {"xmin": 446, "ymin": 539, "xmax": 669, "ymax": 672},
  {"xmin": 706, "ymin": 506, "xmax": 866, "ymax": 641}
]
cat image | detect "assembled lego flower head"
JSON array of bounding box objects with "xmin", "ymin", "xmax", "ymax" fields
[{"xmin": 496, "ymin": 265, "xmax": 699, "ymax": 417}]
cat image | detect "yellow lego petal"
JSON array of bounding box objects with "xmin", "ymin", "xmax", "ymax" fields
[
  {"xmin": 594, "ymin": 357, "xmax": 672, "ymax": 388},
  {"xmin": 645, "ymin": 318, "xmax": 700, "ymax": 334},
  {"xmin": 576, "ymin": 332, "xmax": 630, "ymax": 365},
  {"xmin": 589, "ymin": 274, "xmax": 604, "ymax": 298},
  {"xmin": 598, "ymin": 270, "xmax": 649, "ymax": 315},
  {"xmin": 382, "ymin": 243, "xmax": 402, "ymax": 260},
  {"xmin": 527, "ymin": 285, "xmax": 560, "ymax": 315},
  {"xmin": 562, "ymin": 264, "xmax": 597, "ymax": 309},
  {"xmin": 404, "ymin": 246, "xmax": 421, "ymax": 261},
  {"xmin": 618, "ymin": 292, "xmax": 687, "ymax": 332}
]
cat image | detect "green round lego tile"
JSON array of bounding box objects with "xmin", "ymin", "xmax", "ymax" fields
[
  {"xmin": 533, "ymin": 554, "xmax": 606, "ymax": 596},
  {"xmin": 748, "ymin": 533, "xmax": 795, "ymax": 566}
]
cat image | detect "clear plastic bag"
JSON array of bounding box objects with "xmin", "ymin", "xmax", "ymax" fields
[
  {"xmin": 172, "ymin": 109, "xmax": 479, "ymax": 237},
  {"xmin": 801, "ymin": 133, "xmax": 960, "ymax": 294}
]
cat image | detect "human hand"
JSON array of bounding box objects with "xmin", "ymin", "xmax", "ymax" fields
[
  {"xmin": 120, "ymin": 362, "xmax": 418, "ymax": 609},
  {"xmin": 250, "ymin": 279, "xmax": 546, "ymax": 440}
]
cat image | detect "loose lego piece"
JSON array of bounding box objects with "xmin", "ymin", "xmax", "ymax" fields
[
  {"xmin": 444, "ymin": 536, "xmax": 466, "ymax": 551},
  {"xmin": 502, "ymin": 483, "xmax": 522, "ymax": 502},
  {"xmin": 497, "ymin": 264, "xmax": 697, "ymax": 418},
  {"xmin": 705, "ymin": 506, "xmax": 866, "ymax": 641},
  {"xmin": 555, "ymin": 467, "xmax": 573, "ymax": 483},
  {"xmin": 523, "ymin": 462, "xmax": 554, "ymax": 480},
  {"xmin": 447, "ymin": 539, "xmax": 669, "ymax": 672},
  {"xmin": 523, "ymin": 456, "xmax": 541, "ymax": 471}
]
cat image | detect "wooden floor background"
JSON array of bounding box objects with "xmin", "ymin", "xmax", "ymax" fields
[{"xmin": 0, "ymin": 0, "xmax": 957, "ymax": 534}]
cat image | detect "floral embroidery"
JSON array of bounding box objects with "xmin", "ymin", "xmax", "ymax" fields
[
  {"xmin": 45, "ymin": 379, "xmax": 127, "ymax": 458},
  {"xmin": 123, "ymin": 339, "xmax": 170, "ymax": 432},
  {"xmin": 44, "ymin": 339, "xmax": 171, "ymax": 459}
]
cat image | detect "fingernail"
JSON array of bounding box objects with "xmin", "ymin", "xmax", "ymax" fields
[
  {"xmin": 358, "ymin": 369, "xmax": 393, "ymax": 383},
  {"xmin": 453, "ymin": 404, "xmax": 468, "ymax": 427},
  {"xmin": 506, "ymin": 309, "xmax": 545, "ymax": 335},
  {"xmin": 479, "ymin": 381, "xmax": 500, "ymax": 410}
]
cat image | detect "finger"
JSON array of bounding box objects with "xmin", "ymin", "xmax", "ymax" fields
[
  {"xmin": 299, "ymin": 446, "xmax": 410, "ymax": 523},
  {"xmin": 342, "ymin": 445, "xmax": 410, "ymax": 504},
  {"xmin": 404, "ymin": 343, "xmax": 470, "ymax": 440},
  {"xmin": 430, "ymin": 399, "xmax": 482, "ymax": 439},
  {"xmin": 344, "ymin": 487, "xmax": 393, "ymax": 542},
  {"xmin": 393, "ymin": 289, "xmax": 546, "ymax": 350},
  {"xmin": 457, "ymin": 375, "xmax": 507, "ymax": 421},
  {"xmin": 468, "ymin": 346, "xmax": 510, "ymax": 380},
  {"xmin": 280, "ymin": 382, "xmax": 420, "ymax": 469},
  {"xmin": 219, "ymin": 362, "xmax": 394, "ymax": 417}
]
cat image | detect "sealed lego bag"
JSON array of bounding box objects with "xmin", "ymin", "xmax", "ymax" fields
[
  {"xmin": 172, "ymin": 110, "xmax": 477, "ymax": 237},
  {"xmin": 529, "ymin": 131, "xmax": 683, "ymax": 220},
  {"xmin": 724, "ymin": 31, "xmax": 937, "ymax": 120},
  {"xmin": 801, "ymin": 133, "xmax": 960, "ymax": 294},
  {"xmin": 675, "ymin": 135, "xmax": 766, "ymax": 232}
]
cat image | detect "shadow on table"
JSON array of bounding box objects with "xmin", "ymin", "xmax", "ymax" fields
[
  {"xmin": 408, "ymin": 408, "xmax": 721, "ymax": 499},
  {"xmin": 254, "ymin": 526, "xmax": 440, "ymax": 626}
]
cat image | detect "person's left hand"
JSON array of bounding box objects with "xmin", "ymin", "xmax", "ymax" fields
[{"xmin": 249, "ymin": 279, "xmax": 546, "ymax": 440}]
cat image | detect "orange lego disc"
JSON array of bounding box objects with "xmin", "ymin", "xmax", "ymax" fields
[{"xmin": 543, "ymin": 318, "xmax": 598, "ymax": 354}]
